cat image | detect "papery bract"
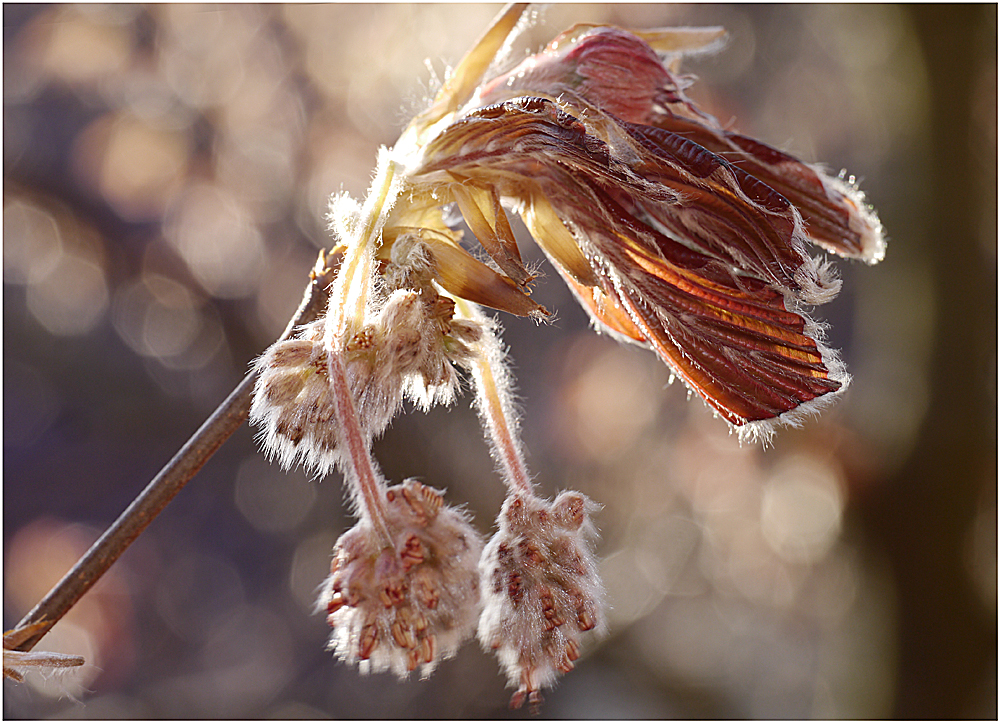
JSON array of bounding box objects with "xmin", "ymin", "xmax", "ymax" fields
[{"xmin": 403, "ymin": 19, "xmax": 885, "ymax": 441}]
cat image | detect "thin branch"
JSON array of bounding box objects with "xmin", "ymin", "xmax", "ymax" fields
[{"xmin": 9, "ymin": 249, "xmax": 341, "ymax": 654}]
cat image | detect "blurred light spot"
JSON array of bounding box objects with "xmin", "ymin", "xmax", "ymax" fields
[
  {"xmin": 27, "ymin": 252, "xmax": 109, "ymax": 336},
  {"xmin": 4, "ymin": 518, "xmax": 135, "ymax": 694},
  {"xmin": 114, "ymin": 68, "xmax": 195, "ymax": 128},
  {"xmin": 215, "ymin": 41, "xmax": 286, "ymax": 137},
  {"xmin": 634, "ymin": 515, "xmax": 702, "ymax": 595},
  {"xmin": 687, "ymin": 6, "xmax": 757, "ymax": 84},
  {"xmin": 153, "ymin": 551, "xmax": 245, "ymax": 643},
  {"xmin": 750, "ymin": 4, "xmax": 926, "ymax": 171},
  {"xmin": 217, "ymin": 133, "xmax": 297, "ymax": 219},
  {"xmin": 811, "ymin": 557, "xmax": 897, "ymax": 718},
  {"xmin": 600, "ymin": 549, "xmax": 662, "ymax": 628},
  {"xmin": 160, "ymin": 3, "xmax": 253, "ymax": 54},
  {"xmin": 3, "ymin": 197, "xmax": 64, "ymax": 284},
  {"xmin": 5, "ymin": 36, "xmax": 46, "ymax": 105},
  {"xmin": 113, "ymin": 274, "xmax": 202, "ymax": 360},
  {"xmin": 193, "ymin": 605, "xmax": 295, "ymax": 716},
  {"xmin": 6, "ymin": 521, "xmax": 92, "ymax": 612},
  {"xmin": 158, "ymin": 4, "xmax": 261, "ymax": 109},
  {"xmin": 849, "ymin": 257, "xmax": 934, "ymax": 474},
  {"xmin": 807, "ymin": 548, "xmax": 860, "ymax": 624},
  {"xmin": 73, "ymin": 112, "xmax": 190, "ymax": 221},
  {"xmin": 200, "ymin": 605, "xmax": 292, "ymax": 674},
  {"xmin": 73, "ymin": 4, "xmax": 144, "ymax": 26},
  {"xmin": 633, "ymin": 595, "xmax": 730, "ymax": 683},
  {"xmin": 555, "ymin": 338, "xmax": 665, "ymax": 461},
  {"xmin": 761, "ymin": 454, "xmax": 844, "ymax": 564},
  {"xmin": 679, "ymin": 421, "xmax": 762, "ymax": 521},
  {"xmin": 807, "ymin": 4, "xmax": 907, "ymax": 71},
  {"xmin": 161, "ymin": 311, "xmax": 225, "ymax": 372},
  {"xmin": 724, "ymin": 522, "xmax": 799, "ymax": 608},
  {"xmin": 35, "ymin": 7, "xmax": 133, "ymax": 85},
  {"xmin": 235, "ymin": 456, "xmax": 317, "ymax": 534},
  {"xmin": 141, "ymin": 279, "xmax": 201, "ymax": 358},
  {"xmin": 965, "ymin": 483, "xmax": 997, "ymax": 611},
  {"xmin": 282, "ymin": 5, "xmax": 398, "ymax": 124},
  {"xmin": 145, "ymin": 603, "xmax": 296, "ymax": 717},
  {"xmin": 254, "ymin": 247, "xmax": 325, "ymax": 339},
  {"xmin": 283, "ymin": 4, "xmax": 498, "ymax": 138},
  {"xmin": 165, "ymin": 184, "xmax": 266, "ymax": 298},
  {"xmin": 304, "ymin": 128, "xmax": 390, "ymax": 219},
  {"xmin": 111, "ymin": 269, "xmax": 226, "ymax": 371},
  {"xmin": 601, "ymin": 514, "xmax": 702, "ymax": 629},
  {"xmin": 211, "ymin": 35, "xmax": 302, "ymax": 220},
  {"xmin": 289, "ymin": 529, "xmax": 337, "ymax": 612},
  {"xmin": 3, "ymin": 361, "xmax": 61, "ymax": 448}
]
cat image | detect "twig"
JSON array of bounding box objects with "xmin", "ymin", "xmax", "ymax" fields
[{"xmin": 9, "ymin": 249, "xmax": 341, "ymax": 654}]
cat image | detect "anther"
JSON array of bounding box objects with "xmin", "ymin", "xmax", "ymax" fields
[
  {"xmin": 382, "ymin": 580, "xmax": 408, "ymax": 607},
  {"xmin": 414, "ymin": 571, "xmax": 440, "ymax": 610},
  {"xmin": 391, "ymin": 619, "xmax": 416, "ymax": 650},
  {"xmin": 405, "ymin": 647, "xmax": 421, "ymax": 671},
  {"xmin": 326, "ymin": 590, "xmax": 348, "ymax": 616},
  {"xmin": 400, "ymin": 534, "xmax": 425, "ymax": 569},
  {"xmin": 518, "ymin": 538, "xmax": 543, "ymax": 564},
  {"xmin": 507, "ymin": 572, "xmax": 523, "ymax": 604},
  {"xmin": 346, "ymin": 327, "xmax": 376, "ymax": 352},
  {"xmin": 420, "ymin": 634, "xmax": 436, "ymax": 664},
  {"xmin": 359, "ymin": 623, "xmax": 379, "ymax": 660}
]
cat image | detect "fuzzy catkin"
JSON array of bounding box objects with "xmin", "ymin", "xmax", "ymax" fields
[
  {"xmin": 250, "ymin": 284, "xmax": 483, "ymax": 477},
  {"xmin": 319, "ymin": 479, "xmax": 484, "ymax": 678},
  {"xmin": 478, "ymin": 491, "xmax": 606, "ymax": 709}
]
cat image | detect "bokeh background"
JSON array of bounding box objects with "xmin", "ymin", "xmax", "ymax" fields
[{"xmin": 4, "ymin": 4, "xmax": 995, "ymax": 719}]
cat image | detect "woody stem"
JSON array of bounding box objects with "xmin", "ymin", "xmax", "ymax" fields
[{"xmin": 9, "ymin": 250, "xmax": 341, "ymax": 655}]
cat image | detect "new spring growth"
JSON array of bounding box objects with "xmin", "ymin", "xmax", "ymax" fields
[
  {"xmin": 320, "ymin": 479, "xmax": 483, "ymax": 678},
  {"xmin": 459, "ymin": 295, "xmax": 606, "ymax": 709},
  {"xmin": 478, "ymin": 491, "xmax": 605, "ymax": 711},
  {"xmin": 4, "ymin": 623, "xmax": 85, "ymax": 682},
  {"xmin": 250, "ymin": 2, "xmax": 884, "ymax": 708}
]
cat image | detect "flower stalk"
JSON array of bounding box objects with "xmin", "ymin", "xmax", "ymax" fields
[
  {"xmin": 325, "ymin": 347, "xmax": 393, "ymax": 545},
  {"xmin": 455, "ymin": 298, "xmax": 533, "ymax": 497}
]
